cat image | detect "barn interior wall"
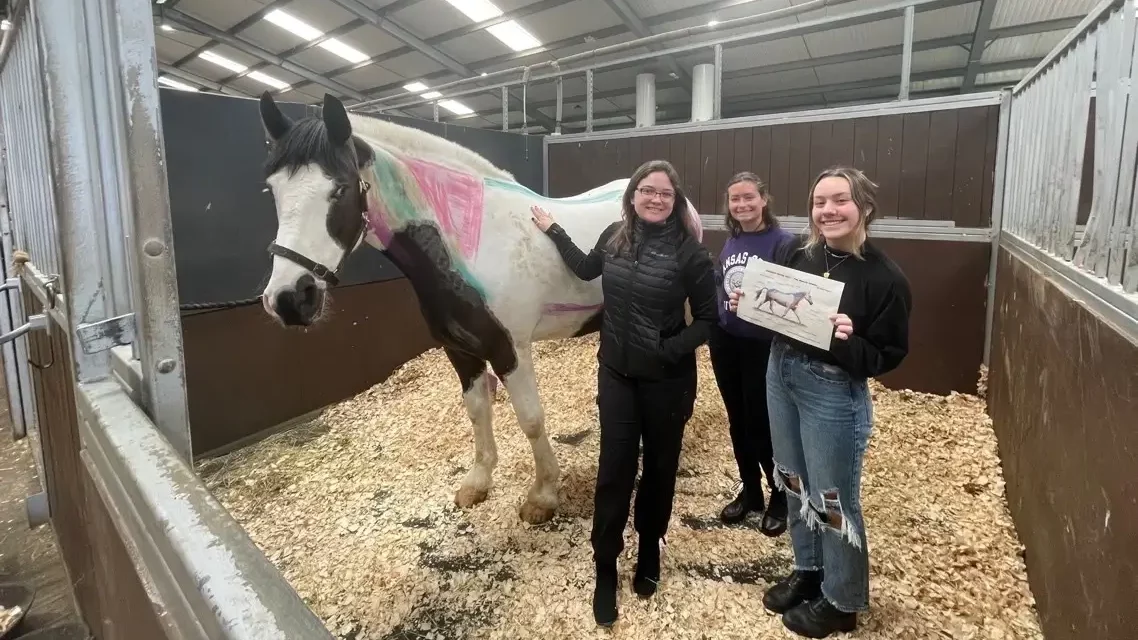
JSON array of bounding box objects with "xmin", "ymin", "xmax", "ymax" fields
[
  {"xmin": 22, "ymin": 290, "xmax": 166, "ymax": 639},
  {"xmin": 986, "ymin": 245, "xmax": 1138, "ymax": 640}
]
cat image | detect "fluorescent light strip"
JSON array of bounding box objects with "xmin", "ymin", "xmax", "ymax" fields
[
  {"xmin": 198, "ymin": 51, "xmax": 291, "ymax": 91},
  {"xmin": 263, "ymin": 9, "xmax": 369, "ymax": 64},
  {"xmin": 158, "ymin": 76, "xmax": 199, "ymax": 92},
  {"xmin": 442, "ymin": 0, "xmax": 543, "ymax": 53},
  {"xmin": 439, "ymin": 99, "xmax": 474, "ymax": 116},
  {"xmin": 403, "ymin": 82, "xmax": 428, "ymax": 92},
  {"xmin": 442, "ymin": 0, "xmax": 502, "ymax": 22},
  {"xmin": 1, "ymin": 20, "xmax": 11, "ymax": 31},
  {"xmin": 485, "ymin": 20, "xmax": 542, "ymax": 52}
]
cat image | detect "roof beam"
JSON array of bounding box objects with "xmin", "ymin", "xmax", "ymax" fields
[
  {"xmin": 601, "ymin": 0, "xmax": 693, "ymax": 94},
  {"xmin": 164, "ymin": 8, "xmax": 368, "ymax": 100},
  {"xmin": 167, "ymin": 0, "xmax": 296, "ymax": 69},
  {"xmin": 158, "ymin": 63, "xmax": 253, "ymax": 97},
  {"xmin": 961, "ymin": 0, "xmax": 998, "ymax": 91},
  {"xmin": 322, "ymin": 0, "xmax": 559, "ymax": 132},
  {"xmin": 430, "ymin": 16, "xmax": 1075, "ymax": 124}
]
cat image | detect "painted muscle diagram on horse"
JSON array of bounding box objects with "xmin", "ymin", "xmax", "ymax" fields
[{"xmin": 737, "ymin": 257, "xmax": 845, "ymax": 350}]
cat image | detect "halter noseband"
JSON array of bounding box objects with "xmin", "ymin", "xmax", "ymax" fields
[{"xmin": 267, "ymin": 177, "xmax": 371, "ymax": 287}]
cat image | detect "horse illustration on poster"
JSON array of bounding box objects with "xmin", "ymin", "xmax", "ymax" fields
[
  {"xmin": 752, "ymin": 287, "xmax": 813, "ymax": 324},
  {"xmin": 737, "ymin": 257, "xmax": 845, "ymax": 350},
  {"xmin": 251, "ymin": 92, "xmax": 703, "ymax": 525}
]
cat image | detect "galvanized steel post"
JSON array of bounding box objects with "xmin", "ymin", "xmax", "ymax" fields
[{"xmin": 899, "ymin": 4, "xmax": 915, "ymax": 99}]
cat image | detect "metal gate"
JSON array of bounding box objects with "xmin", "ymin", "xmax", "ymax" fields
[{"xmin": 0, "ymin": 0, "xmax": 332, "ymax": 637}]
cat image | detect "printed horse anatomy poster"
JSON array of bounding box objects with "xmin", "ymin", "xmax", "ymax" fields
[{"xmin": 736, "ymin": 257, "xmax": 845, "ymax": 350}]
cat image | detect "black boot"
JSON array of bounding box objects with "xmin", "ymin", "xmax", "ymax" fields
[
  {"xmin": 633, "ymin": 537, "xmax": 660, "ymax": 597},
  {"xmin": 762, "ymin": 569, "xmax": 823, "ymax": 614},
  {"xmin": 782, "ymin": 596, "xmax": 857, "ymax": 638},
  {"xmin": 719, "ymin": 484, "xmax": 763, "ymax": 524},
  {"xmin": 760, "ymin": 487, "xmax": 788, "ymax": 537},
  {"xmin": 593, "ymin": 560, "xmax": 618, "ymax": 627}
]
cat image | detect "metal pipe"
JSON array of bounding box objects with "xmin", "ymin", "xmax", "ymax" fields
[
  {"xmin": 692, "ymin": 63, "xmax": 714, "ymax": 121},
  {"xmin": 433, "ymin": 102, "xmax": 439, "ymax": 122},
  {"xmin": 899, "ymin": 4, "xmax": 915, "ymax": 99},
  {"xmin": 555, "ymin": 76, "xmax": 563, "ymax": 134},
  {"xmin": 636, "ymin": 73, "xmax": 656, "ymax": 127},
  {"xmin": 348, "ymin": 0, "xmax": 865, "ymax": 112},
  {"xmin": 501, "ymin": 86, "xmax": 508, "ymax": 131},
  {"xmin": 586, "ymin": 69, "xmax": 594, "ymax": 133},
  {"xmin": 0, "ymin": 0, "xmax": 31, "ymax": 71},
  {"xmin": 357, "ymin": 0, "xmax": 962, "ymax": 114},
  {"xmin": 713, "ymin": 44, "xmax": 723, "ymax": 119}
]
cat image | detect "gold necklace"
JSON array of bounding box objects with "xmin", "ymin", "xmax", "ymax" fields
[{"xmin": 823, "ymin": 247, "xmax": 850, "ymax": 278}]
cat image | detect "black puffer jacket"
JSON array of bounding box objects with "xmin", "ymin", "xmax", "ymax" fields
[{"xmin": 545, "ymin": 214, "xmax": 718, "ymax": 380}]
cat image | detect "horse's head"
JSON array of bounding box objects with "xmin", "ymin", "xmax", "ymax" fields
[{"xmin": 258, "ymin": 91, "xmax": 376, "ymax": 326}]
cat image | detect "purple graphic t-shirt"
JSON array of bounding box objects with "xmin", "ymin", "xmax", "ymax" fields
[{"xmin": 717, "ymin": 225, "xmax": 795, "ymax": 340}]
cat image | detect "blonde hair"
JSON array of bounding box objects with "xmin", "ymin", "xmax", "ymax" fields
[{"xmin": 803, "ymin": 165, "xmax": 878, "ymax": 259}]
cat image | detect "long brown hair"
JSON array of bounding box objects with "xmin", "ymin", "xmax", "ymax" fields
[
  {"xmin": 723, "ymin": 171, "xmax": 778, "ymax": 236},
  {"xmin": 804, "ymin": 166, "xmax": 878, "ymax": 259},
  {"xmin": 607, "ymin": 159, "xmax": 694, "ymax": 256}
]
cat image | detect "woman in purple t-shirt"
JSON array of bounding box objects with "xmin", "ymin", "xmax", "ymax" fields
[{"xmin": 710, "ymin": 172, "xmax": 795, "ymax": 537}]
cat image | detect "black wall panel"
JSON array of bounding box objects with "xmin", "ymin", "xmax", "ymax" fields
[{"xmin": 160, "ymin": 90, "xmax": 544, "ymax": 306}]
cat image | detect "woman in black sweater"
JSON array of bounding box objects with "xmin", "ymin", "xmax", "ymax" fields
[
  {"xmin": 531, "ymin": 159, "xmax": 718, "ymax": 628},
  {"xmin": 729, "ymin": 166, "xmax": 911, "ymax": 638}
]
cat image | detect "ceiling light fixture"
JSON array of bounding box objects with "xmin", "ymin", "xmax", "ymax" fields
[
  {"xmin": 158, "ymin": 76, "xmax": 199, "ymax": 92},
  {"xmin": 264, "ymin": 9, "xmax": 369, "ymax": 64},
  {"xmin": 442, "ymin": 0, "xmax": 543, "ymax": 52},
  {"xmin": 199, "ymin": 51, "xmax": 291, "ymax": 91}
]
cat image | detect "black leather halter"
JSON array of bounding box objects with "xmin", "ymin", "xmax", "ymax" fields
[{"xmin": 266, "ymin": 178, "xmax": 371, "ymax": 287}]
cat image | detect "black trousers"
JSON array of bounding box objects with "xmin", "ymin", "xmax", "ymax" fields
[
  {"xmin": 591, "ymin": 362, "xmax": 697, "ymax": 564},
  {"xmin": 708, "ymin": 324, "xmax": 777, "ymax": 500}
]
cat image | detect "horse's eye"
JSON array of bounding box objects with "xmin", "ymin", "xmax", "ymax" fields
[{"xmin": 331, "ymin": 184, "xmax": 348, "ymax": 200}]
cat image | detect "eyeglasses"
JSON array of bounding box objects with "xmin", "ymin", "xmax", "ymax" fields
[{"xmin": 636, "ymin": 186, "xmax": 675, "ymax": 200}]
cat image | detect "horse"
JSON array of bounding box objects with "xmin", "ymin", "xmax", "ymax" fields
[
  {"xmin": 753, "ymin": 287, "xmax": 813, "ymax": 324},
  {"xmin": 254, "ymin": 91, "xmax": 703, "ymax": 525}
]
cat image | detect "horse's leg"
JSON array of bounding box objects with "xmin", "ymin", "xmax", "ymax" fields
[
  {"xmin": 493, "ymin": 341, "xmax": 560, "ymax": 524},
  {"xmin": 444, "ymin": 347, "xmax": 498, "ymax": 509}
]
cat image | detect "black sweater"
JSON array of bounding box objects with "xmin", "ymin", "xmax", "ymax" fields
[
  {"xmin": 544, "ymin": 215, "xmax": 719, "ymax": 380},
  {"xmin": 772, "ymin": 236, "xmax": 912, "ymax": 380}
]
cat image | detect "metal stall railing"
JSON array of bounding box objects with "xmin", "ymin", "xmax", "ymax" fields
[
  {"xmin": 345, "ymin": 0, "xmax": 944, "ymax": 134},
  {"xmin": 0, "ymin": 0, "xmax": 333, "ymax": 637},
  {"xmin": 992, "ymin": 0, "xmax": 1138, "ymax": 359}
]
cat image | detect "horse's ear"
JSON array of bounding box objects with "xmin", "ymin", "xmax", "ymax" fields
[
  {"xmin": 322, "ymin": 93, "xmax": 352, "ymax": 147},
  {"xmin": 352, "ymin": 136, "xmax": 374, "ymax": 168},
  {"xmin": 259, "ymin": 91, "xmax": 291, "ymax": 141}
]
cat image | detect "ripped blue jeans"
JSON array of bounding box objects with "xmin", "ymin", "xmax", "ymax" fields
[{"xmin": 765, "ymin": 339, "xmax": 873, "ymax": 613}]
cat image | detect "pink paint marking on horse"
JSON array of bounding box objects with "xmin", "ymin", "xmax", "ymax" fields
[
  {"xmin": 543, "ymin": 302, "xmax": 604, "ymax": 315},
  {"xmin": 405, "ymin": 157, "xmax": 484, "ymax": 260}
]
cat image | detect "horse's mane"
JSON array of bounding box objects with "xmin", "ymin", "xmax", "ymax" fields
[{"xmin": 347, "ymin": 112, "xmax": 516, "ymax": 183}]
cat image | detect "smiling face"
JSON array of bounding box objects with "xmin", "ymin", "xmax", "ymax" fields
[
  {"xmin": 727, "ymin": 179, "xmax": 768, "ymax": 231},
  {"xmin": 631, "ymin": 170, "xmax": 677, "ymax": 224},
  {"xmin": 258, "ymin": 92, "xmax": 374, "ymax": 327},
  {"xmin": 810, "ymin": 175, "xmax": 864, "ymax": 251}
]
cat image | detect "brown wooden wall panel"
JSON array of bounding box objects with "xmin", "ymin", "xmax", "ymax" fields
[
  {"xmin": 987, "ymin": 247, "xmax": 1138, "ymax": 640},
  {"xmin": 547, "ymin": 105, "xmax": 1004, "ymax": 226},
  {"xmin": 182, "ymin": 278, "xmax": 438, "ymax": 457},
  {"xmin": 700, "ymin": 230, "xmax": 988, "ymax": 395},
  {"xmin": 22, "ymin": 291, "xmax": 165, "ymax": 639}
]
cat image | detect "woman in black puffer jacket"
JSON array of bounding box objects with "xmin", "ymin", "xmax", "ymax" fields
[{"xmin": 531, "ymin": 159, "xmax": 718, "ymax": 628}]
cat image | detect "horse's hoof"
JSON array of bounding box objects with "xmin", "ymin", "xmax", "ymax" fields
[
  {"xmin": 518, "ymin": 501, "xmax": 555, "ymax": 524},
  {"xmin": 455, "ymin": 486, "xmax": 489, "ymax": 508}
]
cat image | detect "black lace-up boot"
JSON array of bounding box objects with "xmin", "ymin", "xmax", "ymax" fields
[
  {"xmin": 782, "ymin": 595, "xmax": 858, "ymax": 638},
  {"xmin": 762, "ymin": 569, "xmax": 823, "ymax": 614}
]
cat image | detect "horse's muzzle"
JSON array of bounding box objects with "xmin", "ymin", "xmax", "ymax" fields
[{"xmin": 271, "ymin": 274, "xmax": 323, "ymax": 326}]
